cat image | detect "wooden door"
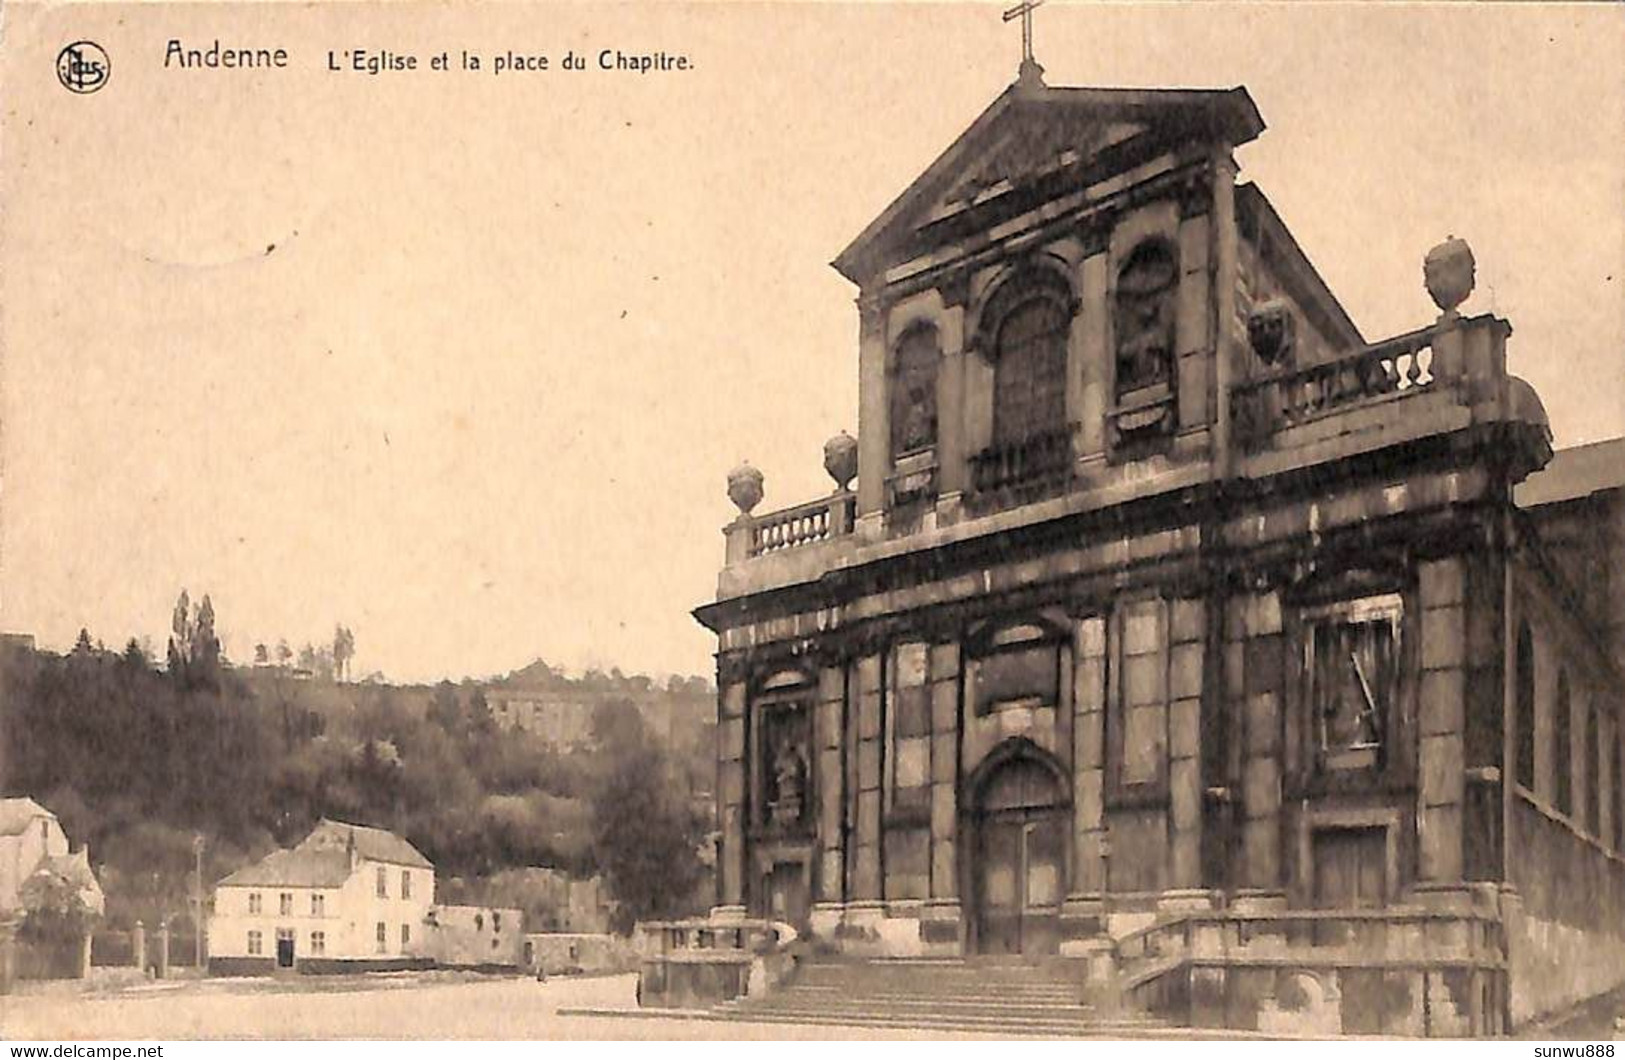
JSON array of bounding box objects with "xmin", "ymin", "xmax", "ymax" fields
[
  {"xmin": 976, "ymin": 811, "xmax": 1065, "ymax": 954},
  {"xmin": 1312, "ymin": 828, "xmax": 1387, "ymax": 909}
]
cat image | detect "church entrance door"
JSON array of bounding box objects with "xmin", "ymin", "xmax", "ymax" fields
[{"xmin": 971, "ymin": 752, "xmax": 1067, "ymax": 955}]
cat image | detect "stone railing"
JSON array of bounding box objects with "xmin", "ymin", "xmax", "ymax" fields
[
  {"xmin": 726, "ymin": 491, "xmax": 856, "ymax": 565},
  {"xmin": 1113, "ymin": 906, "xmax": 1508, "ymax": 1036},
  {"xmin": 1231, "ymin": 326, "xmax": 1438, "ymax": 446},
  {"xmin": 967, "ymin": 424, "xmax": 1076, "ymax": 507},
  {"xmin": 635, "ymin": 917, "xmax": 798, "ymax": 1008}
]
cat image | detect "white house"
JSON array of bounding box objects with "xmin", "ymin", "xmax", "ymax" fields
[
  {"xmin": 208, "ymin": 818, "xmax": 434, "ymax": 974},
  {"xmin": 0, "ymin": 797, "xmax": 104, "ymax": 916}
]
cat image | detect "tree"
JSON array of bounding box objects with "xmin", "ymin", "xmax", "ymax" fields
[
  {"xmin": 122, "ymin": 638, "xmax": 149, "ymax": 670},
  {"xmin": 590, "ymin": 742, "xmax": 706, "ymax": 932},
  {"xmin": 18, "ymin": 872, "xmax": 99, "ymax": 953},
  {"xmin": 253, "ymin": 643, "xmax": 269, "ymax": 666},
  {"xmin": 332, "ymin": 626, "xmax": 356, "ymax": 683},
  {"xmin": 72, "ymin": 628, "xmax": 93, "ymax": 655},
  {"xmin": 276, "ymin": 639, "xmax": 293, "ymax": 667}
]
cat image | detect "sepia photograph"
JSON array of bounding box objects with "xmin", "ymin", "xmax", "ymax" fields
[{"xmin": 1, "ymin": 0, "xmax": 1622, "ymax": 1045}]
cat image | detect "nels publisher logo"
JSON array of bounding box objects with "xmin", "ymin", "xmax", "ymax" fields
[{"xmin": 56, "ymin": 41, "xmax": 110, "ymax": 94}]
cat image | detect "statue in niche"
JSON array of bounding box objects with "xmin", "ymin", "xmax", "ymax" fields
[
  {"xmin": 1114, "ymin": 240, "xmax": 1178, "ymax": 396},
  {"xmin": 770, "ymin": 742, "xmax": 807, "ymax": 826}
]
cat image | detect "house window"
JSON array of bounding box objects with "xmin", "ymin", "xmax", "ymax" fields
[
  {"xmin": 401, "ymin": 871, "xmax": 411, "ymax": 900},
  {"xmin": 1515, "ymin": 624, "xmax": 1535, "ymax": 791},
  {"xmin": 248, "ymin": 892, "xmax": 262, "ymax": 915},
  {"xmin": 376, "ymin": 922, "xmax": 387, "ymax": 953},
  {"xmin": 400, "ymin": 924, "xmax": 411, "ymax": 948},
  {"xmin": 1304, "ymin": 594, "xmax": 1401, "ymax": 774},
  {"xmin": 1554, "ymin": 672, "xmax": 1573, "ymax": 817},
  {"xmin": 491, "ymin": 911, "xmax": 501, "ymax": 932},
  {"xmin": 279, "ymin": 893, "xmax": 293, "ymax": 917},
  {"xmin": 992, "ymin": 291, "xmax": 1070, "ymax": 445},
  {"xmin": 310, "ymin": 931, "xmax": 326, "ymax": 956},
  {"xmin": 247, "ymin": 930, "xmax": 263, "ymax": 956},
  {"xmin": 377, "ymin": 866, "xmax": 388, "ymax": 898},
  {"xmin": 311, "ymin": 893, "xmax": 324, "ymax": 917}
]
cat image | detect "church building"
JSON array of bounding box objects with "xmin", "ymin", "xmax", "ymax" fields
[{"xmin": 690, "ymin": 55, "xmax": 1625, "ymax": 1035}]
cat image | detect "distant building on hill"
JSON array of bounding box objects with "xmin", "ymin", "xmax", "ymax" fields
[{"xmin": 208, "ymin": 818, "xmax": 435, "ymax": 975}]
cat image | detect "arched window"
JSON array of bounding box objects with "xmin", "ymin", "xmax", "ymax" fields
[
  {"xmin": 1554, "ymin": 670, "xmax": 1573, "ymax": 816},
  {"xmin": 1515, "ymin": 624, "xmax": 1535, "ymax": 791},
  {"xmin": 992, "ymin": 291, "xmax": 1070, "ymax": 445},
  {"xmin": 890, "ymin": 326, "xmax": 939, "ymax": 458},
  {"xmin": 1114, "ymin": 240, "xmax": 1178, "ymax": 397}
]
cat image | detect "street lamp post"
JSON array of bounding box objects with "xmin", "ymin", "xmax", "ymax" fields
[{"xmin": 192, "ymin": 834, "xmax": 205, "ymax": 970}]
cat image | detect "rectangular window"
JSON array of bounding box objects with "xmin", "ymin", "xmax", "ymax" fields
[
  {"xmin": 279, "ymin": 892, "xmax": 293, "ymax": 916},
  {"xmin": 491, "ymin": 911, "xmax": 501, "ymax": 933},
  {"xmin": 400, "ymin": 923, "xmax": 411, "ymax": 948},
  {"xmin": 247, "ymin": 930, "xmax": 262, "ymax": 956},
  {"xmin": 1304, "ymin": 595, "xmax": 1401, "ymax": 775},
  {"xmin": 376, "ymin": 922, "xmax": 387, "ymax": 953},
  {"xmin": 401, "ymin": 871, "xmax": 411, "ymax": 900},
  {"xmin": 310, "ymin": 931, "xmax": 326, "ymax": 956},
  {"xmin": 1586, "ymin": 707, "xmax": 1602, "ymax": 837},
  {"xmin": 310, "ymin": 893, "xmax": 324, "ymax": 917},
  {"xmin": 248, "ymin": 892, "xmax": 262, "ymax": 915},
  {"xmin": 376, "ymin": 866, "xmax": 388, "ymax": 898}
]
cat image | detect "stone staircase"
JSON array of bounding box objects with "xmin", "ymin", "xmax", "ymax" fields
[{"xmin": 709, "ymin": 956, "xmax": 1177, "ymax": 1037}]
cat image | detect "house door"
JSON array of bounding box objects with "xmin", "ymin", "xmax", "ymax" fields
[
  {"xmin": 971, "ymin": 752, "xmax": 1067, "ymax": 955},
  {"xmin": 1312, "ymin": 827, "xmax": 1387, "ymax": 908},
  {"xmin": 275, "ymin": 929, "xmax": 296, "ymax": 968}
]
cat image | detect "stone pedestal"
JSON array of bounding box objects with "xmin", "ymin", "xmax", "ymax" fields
[
  {"xmin": 710, "ymin": 905, "xmax": 748, "ymax": 925},
  {"xmin": 132, "ymin": 920, "xmax": 147, "ymax": 971},
  {"xmin": 919, "ymin": 898, "xmax": 962, "ymax": 955},
  {"xmin": 1230, "ymin": 889, "xmax": 1287, "ymax": 916},
  {"xmin": 808, "ymin": 902, "xmax": 844, "ymax": 942},
  {"xmin": 1157, "ymin": 888, "xmax": 1220, "ymax": 915},
  {"xmin": 78, "ymin": 930, "xmax": 92, "ymax": 979},
  {"xmin": 154, "ymin": 920, "xmax": 171, "ymax": 979}
]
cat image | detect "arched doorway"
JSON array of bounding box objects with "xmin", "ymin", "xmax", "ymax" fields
[{"xmin": 968, "ymin": 745, "xmax": 1069, "ymax": 955}]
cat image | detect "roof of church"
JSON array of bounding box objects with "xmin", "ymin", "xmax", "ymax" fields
[
  {"xmin": 301, "ymin": 817, "xmax": 433, "ymax": 869},
  {"xmin": 1516, "ymin": 437, "xmax": 1625, "ymax": 508},
  {"xmin": 0, "ymin": 798, "xmax": 54, "ymax": 836},
  {"xmin": 217, "ymin": 847, "xmax": 354, "ymax": 889},
  {"xmin": 834, "ymin": 80, "xmax": 1266, "ymax": 284}
]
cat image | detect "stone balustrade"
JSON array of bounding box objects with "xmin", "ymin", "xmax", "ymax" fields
[{"xmin": 1232, "ymin": 326, "xmax": 1439, "ymax": 447}]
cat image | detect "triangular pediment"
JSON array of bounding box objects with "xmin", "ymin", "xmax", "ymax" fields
[{"xmin": 834, "ymin": 83, "xmax": 1265, "ymax": 286}]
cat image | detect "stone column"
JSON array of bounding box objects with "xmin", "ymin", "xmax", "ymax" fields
[
  {"xmin": 1418, "ymin": 557, "xmax": 1468, "ymax": 886},
  {"xmin": 855, "ymin": 299, "xmax": 889, "ymax": 532},
  {"xmin": 1174, "ymin": 206, "xmax": 1213, "ymax": 434},
  {"xmin": 923, "ymin": 641, "xmax": 963, "ymax": 952},
  {"xmin": 155, "ymin": 919, "xmax": 171, "ymax": 980},
  {"xmin": 78, "ymin": 929, "xmax": 93, "ymax": 980},
  {"xmin": 1168, "ymin": 599, "xmax": 1206, "ymax": 888},
  {"xmin": 1076, "ymin": 235, "xmax": 1111, "ymax": 464},
  {"xmin": 815, "ymin": 662, "xmax": 846, "ymax": 904},
  {"xmin": 936, "ymin": 300, "xmax": 968, "ymax": 513},
  {"xmin": 1235, "ymin": 591, "xmax": 1285, "ymax": 894},
  {"xmin": 132, "ymin": 920, "xmax": 146, "ymax": 972},
  {"xmin": 852, "ymin": 653, "xmax": 884, "ymax": 901},
  {"xmin": 1210, "ymin": 151, "xmax": 1240, "ymax": 476},
  {"xmin": 716, "ymin": 679, "xmax": 749, "ymax": 914},
  {"xmin": 1062, "ymin": 615, "xmax": 1109, "ymax": 947}
]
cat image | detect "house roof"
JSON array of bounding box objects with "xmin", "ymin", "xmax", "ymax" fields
[
  {"xmin": 1515, "ymin": 437, "xmax": 1625, "ymax": 509},
  {"xmin": 217, "ymin": 848, "xmax": 354, "ymax": 889},
  {"xmin": 0, "ymin": 798, "xmax": 53, "ymax": 836},
  {"xmin": 833, "ymin": 80, "xmax": 1266, "ymax": 286},
  {"xmin": 300, "ymin": 818, "xmax": 432, "ymax": 869},
  {"xmin": 35, "ymin": 850, "xmax": 101, "ymax": 894}
]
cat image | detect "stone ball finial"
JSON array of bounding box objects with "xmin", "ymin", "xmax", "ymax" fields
[
  {"xmin": 726, "ymin": 462, "xmax": 764, "ymax": 516},
  {"xmin": 823, "ymin": 431, "xmax": 858, "ymax": 492},
  {"xmin": 1424, "ymin": 235, "xmax": 1476, "ymax": 315}
]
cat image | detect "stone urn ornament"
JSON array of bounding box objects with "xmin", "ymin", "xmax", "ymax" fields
[
  {"xmin": 823, "ymin": 430, "xmax": 858, "ymax": 492},
  {"xmin": 727, "ymin": 462, "xmax": 764, "ymax": 517},
  {"xmin": 1424, "ymin": 235, "xmax": 1476, "ymax": 316}
]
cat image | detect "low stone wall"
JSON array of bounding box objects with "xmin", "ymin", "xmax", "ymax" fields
[{"xmin": 1507, "ymin": 799, "xmax": 1625, "ymax": 1026}]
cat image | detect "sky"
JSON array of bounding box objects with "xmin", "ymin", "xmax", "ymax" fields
[{"xmin": 2, "ymin": 2, "xmax": 1621, "ymax": 684}]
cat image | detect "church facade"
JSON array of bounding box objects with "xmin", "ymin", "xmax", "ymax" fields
[{"xmin": 691, "ymin": 65, "xmax": 1625, "ymax": 1034}]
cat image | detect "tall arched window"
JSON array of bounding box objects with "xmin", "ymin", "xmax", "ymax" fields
[
  {"xmin": 1554, "ymin": 670, "xmax": 1573, "ymax": 816},
  {"xmin": 1515, "ymin": 623, "xmax": 1535, "ymax": 791},
  {"xmin": 890, "ymin": 325, "xmax": 939, "ymax": 458},
  {"xmin": 992, "ymin": 291, "xmax": 1070, "ymax": 445}
]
